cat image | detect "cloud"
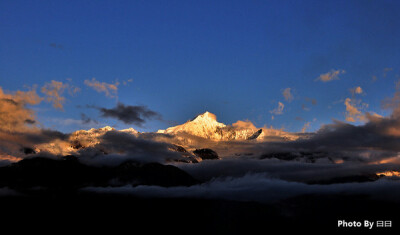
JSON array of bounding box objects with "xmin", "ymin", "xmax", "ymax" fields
[
  {"xmin": 81, "ymin": 113, "xmax": 99, "ymax": 125},
  {"xmin": 282, "ymin": 88, "xmax": 294, "ymax": 102},
  {"xmin": 77, "ymin": 131, "xmax": 183, "ymax": 166},
  {"xmin": 84, "ymin": 174, "xmax": 400, "ymax": 203},
  {"xmin": 355, "ymin": 86, "xmax": 363, "ymax": 94},
  {"xmin": 301, "ymin": 104, "xmax": 310, "ymax": 111},
  {"xmin": 350, "ymin": 86, "xmax": 363, "ymax": 95},
  {"xmin": 301, "ymin": 98, "xmax": 317, "ymax": 112},
  {"xmin": 315, "ymin": 69, "xmax": 345, "ymax": 82},
  {"xmin": 344, "ymin": 98, "xmax": 367, "ymax": 122},
  {"xmin": 0, "ymin": 85, "xmax": 75, "ymax": 162},
  {"xmin": 24, "ymin": 129, "xmax": 69, "ymax": 144},
  {"xmin": 96, "ymin": 102, "xmax": 162, "ymax": 127},
  {"xmin": 0, "ymin": 86, "xmax": 42, "ymax": 160},
  {"xmin": 270, "ymin": 102, "xmax": 284, "ymax": 115},
  {"xmin": 301, "ymin": 122, "xmax": 311, "ymax": 133},
  {"xmin": 382, "ymin": 84, "xmax": 400, "ymax": 117},
  {"xmin": 305, "ymin": 97, "xmax": 317, "ymax": 105},
  {"xmin": 41, "ymin": 80, "xmax": 79, "ymax": 110},
  {"xmin": 84, "ymin": 78, "xmax": 119, "ymax": 98},
  {"xmin": 0, "ymin": 86, "xmax": 43, "ymax": 132},
  {"xmin": 232, "ymin": 120, "xmax": 257, "ymax": 130},
  {"xmin": 285, "ymin": 114, "xmax": 400, "ymax": 156},
  {"xmin": 122, "ymin": 79, "xmax": 133, "ymax": 85},
  {"xmin": 48, "ymin": 116, "xmax": 99, "ymax": 127}
]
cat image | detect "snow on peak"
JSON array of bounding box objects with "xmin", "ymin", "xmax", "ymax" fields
[
  {"xmin": 157, "ymin": 111, "xmax": 301, "ymax": 142},
  {"xmin": 158, "ymin": 111, "xmax": 268, "ymax": 141},
  {"xmin": 191, "ymin": 111, "xmax": 218, "ymax": 122},
  {"xmin": 158, "ymin": 111, "xmax": 226, "ymax": 139}
]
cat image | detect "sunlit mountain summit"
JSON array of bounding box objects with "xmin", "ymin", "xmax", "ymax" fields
[
  {"xmin": 28, "ymin": 111, "xmax": 300, "ymax": 158},
  {"xmin": 157, "ymin": 111, "xmax": 298, "ymax": 141}
]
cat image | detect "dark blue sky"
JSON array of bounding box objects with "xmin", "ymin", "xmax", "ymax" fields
[{"xmin": 1, "ymin": 0, "xmax": 400, "ymax": 133}]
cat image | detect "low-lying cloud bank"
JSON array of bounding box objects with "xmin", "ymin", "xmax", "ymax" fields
[
  {"xmin": 177, "ymin": 157, "xmax": 399, "ymax": 182},
  {"xmin": 84, "ymin": 174, "xmax": 400, "ymax": 203}
]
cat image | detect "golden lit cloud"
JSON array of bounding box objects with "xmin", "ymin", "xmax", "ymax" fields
[
  {"xmin": 0, "ymin": 86, "xmax": 43, "ymax": 132},
  {"xmin": 301, "ymin": 122, "xmax": 311, "ymax": 133},
  {"xmin": 122, "ymin": 78, "xmax": 133, "ymax": 85},
  {"xmin": 344, "ymin": 98, "xmax": 367, "ymax": 122},
  {"xmin": 84, "ymin": 78, "xmax": 119, "ymax": 98},
  {"xmin": 232, "ymin": 120, "xmax": 257, "ymax": 130},
  {"xmin": 41, "ymin": 80, "xmax": 79, "ymax": 110},
  {"xmin": 350, "ymin": 86, "xmax": 363, "ymax": 95},
  {"xmin": 377, "ymin": 171, "xmax": 400, "ymax": 177},
  {"xmin": 315, "ymin": 69, "xmax": 345, "ymax": 82}
]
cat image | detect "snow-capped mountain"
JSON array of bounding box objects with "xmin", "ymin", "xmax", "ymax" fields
[
  {"xmin": 70, "ymin": 126, "xmax": 138, "ymax": 148},
  {"xmin": 32, "ymin": 111, "xmax": 299, "ymax": 157},
  {"xmin": 66, "ymin": 111, "xmax": 299, "ymax": 149},
  {"xmin": 157, "ymin": 111, "xmax": 233, "ymax": 140},
  {"xmin": 157, "ymin": 111, "xmax": 298, "ymax": 141},
  {"xmin": 34, "ymin": 126, "xmax": 139, "ymax": 156}
]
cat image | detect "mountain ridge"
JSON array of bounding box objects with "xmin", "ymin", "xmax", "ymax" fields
[{"xmin": 27, "ymin": 111, "xmax": 300, "ymax": 158}]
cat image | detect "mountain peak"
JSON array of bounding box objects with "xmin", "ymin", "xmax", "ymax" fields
[
  {"xmin": 192, "ymin": 111, "xmax": 217, "ymax": 122},
  {"xmin": 157, "ymin": 111, "xmax": 225, "ymax": 138}
]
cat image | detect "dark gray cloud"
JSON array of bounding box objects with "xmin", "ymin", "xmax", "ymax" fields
[
  {"xmin": 285, "ymin": 116, "xmax": 400, "ymax": 154},
  {"xmin": 0, "ymin": 127, "xmax": 70, "ymax": 166},
  {"xmin": 24, "ymin": 129, "xmax": 70, "ymax": 144},
  {"xmin": 81, "ymin": 113, "xmax": 98, "ymax": 125},
  {"xmin": 77, "ymin": 131, "xmax": 184, "ymax": 166},
  {"xmin": 96, "ymin": 102, "xmax": 162, "ymax": 127}
]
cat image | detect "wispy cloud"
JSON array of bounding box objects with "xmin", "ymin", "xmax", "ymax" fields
[
  {"xmin": 350, "ymin": 86, "xmax": 363, "ymax": 95},
  {"xmin": 41, "ymin": 80, "xmax": 80, "ymax": 110},
  {"xmin": 301, "ymin": 122, "xmax": 311, "ymax": 133},
  {"xmin": 270, "ymin": 102, "xmax": 284, "ymax": 115},
  {"xmin": 381, "ymin": 80, "xmax": 400, "ymax": 117},
  {"xmin": 122, "ymin": 79, "xmax": 133, "ymax": 85},
  {"xmin": 282, "ymin": 88, "xmax": 294, "ymax": 102},
  {"xmin": 84, "ymin": 78, "xmax": 119, "ymax": 98},
  {"xmin": 305, "ymin": 97, "xmax": 317, "ymax": 105},
  {"xmin": 315, "ymin": 69, "xmax": 345, "ymax": 82}
]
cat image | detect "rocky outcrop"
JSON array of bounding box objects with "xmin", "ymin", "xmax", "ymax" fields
[{"xmin": 193, "ymin": 148, "xmax": 219, "ymax": 160}]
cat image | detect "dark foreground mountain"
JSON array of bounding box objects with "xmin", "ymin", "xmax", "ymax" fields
[
  {"xmin": 0, "ymin": 156, "xmax": 199, "ymax": 193},
  {"xmin": 0, "ymin": 156, "xmax": 399, "ymax": 234}
]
